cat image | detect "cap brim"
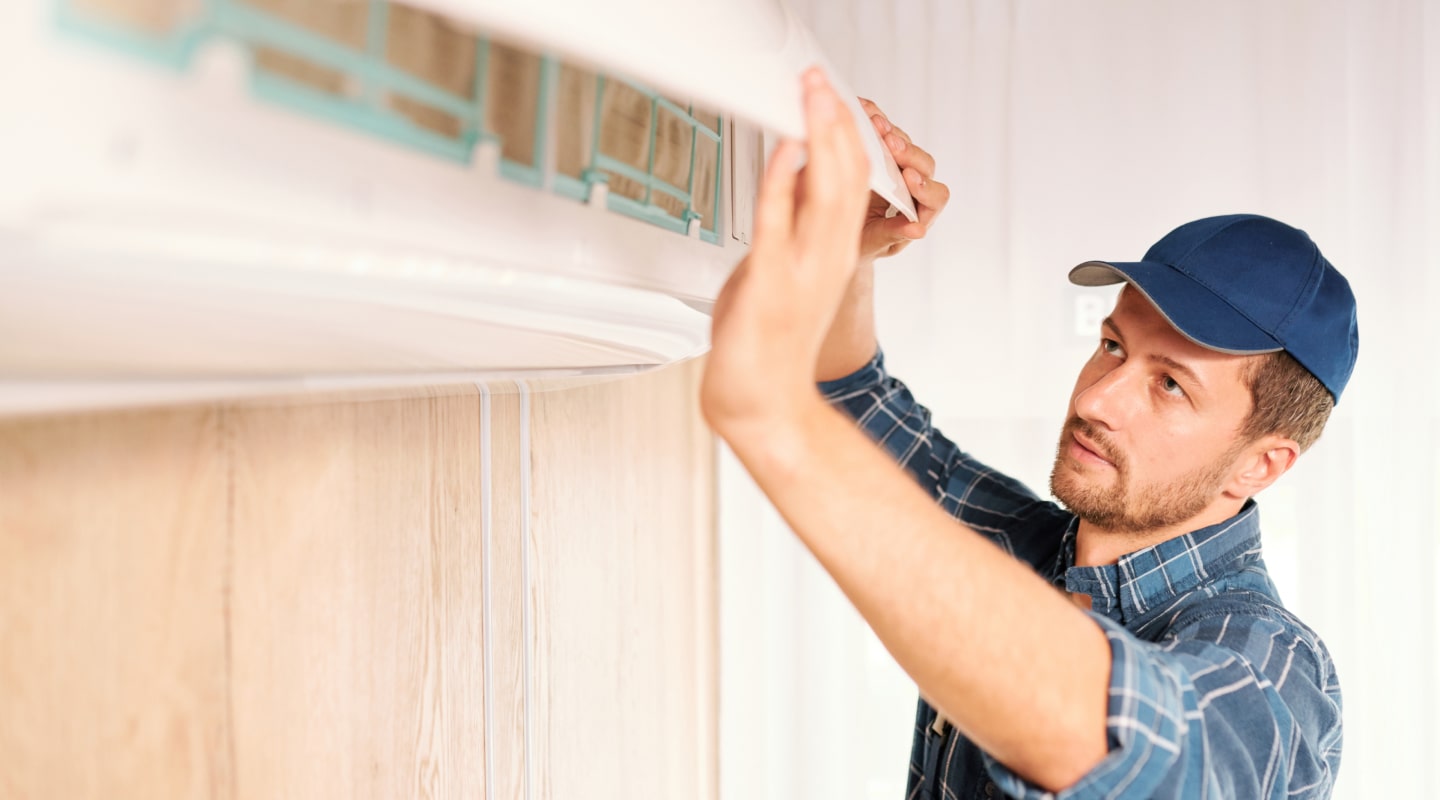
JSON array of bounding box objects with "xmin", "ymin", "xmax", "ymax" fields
[{"xmin": 1069, "ymin": 260, "xmax": 1284, "ymax": 355}]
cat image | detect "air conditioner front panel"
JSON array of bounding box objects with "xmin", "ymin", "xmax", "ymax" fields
[
  {"xmin": 1, "ymin": 238, "xmax": 708, "ymax": 378},
  {"xmin": 0, "ymin": 0, "xmax": 873, "ymax": 414},
  {"xmin": 409, "ymin": 0, "xmax": 918, "ymax": 222}
]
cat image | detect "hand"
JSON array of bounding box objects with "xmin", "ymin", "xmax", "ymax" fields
[
  {"xmin": 856, "ymin": 98, "xmax": 949, "ymax": 262},
  {"xmin": 701, "ymin": 67, "xmax": 871, "ymax": 432}
]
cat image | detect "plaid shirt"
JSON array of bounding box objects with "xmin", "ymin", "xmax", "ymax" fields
[{"xmin": 818, "ymin": 349, "xmax": 1343, "ymax": 800}]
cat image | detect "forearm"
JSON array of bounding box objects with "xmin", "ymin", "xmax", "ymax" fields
[
  {"xmin": 815, "ymin": 258, "xmax": 878, "ymax": 382},
  {"xmin": 718, "ymin": 397, "xmax": 1111, "ymax": 791}
]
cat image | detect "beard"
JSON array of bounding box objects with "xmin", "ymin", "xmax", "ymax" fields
[{"xmin": 1049, "ymin": 417, "xmax": 1239, "ymax": 534}]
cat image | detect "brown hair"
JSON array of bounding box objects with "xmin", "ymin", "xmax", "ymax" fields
[{"xmin": 1239, "ymin": 351, "xmax": 1334, "ymax": 452}]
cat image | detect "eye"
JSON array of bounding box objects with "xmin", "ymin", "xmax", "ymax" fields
[
  {"xmin": 1100, "ymin": 338, "xmax": 1124, "ymax": 358},
  {"xmin": 1160, "ymin": 375, "xmax": 1186, "ymax": 398}
]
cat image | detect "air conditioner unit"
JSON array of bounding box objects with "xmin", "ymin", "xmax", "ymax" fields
[{"xmin": 0, "ymin": 0, "xmax": 912, "ymax": 415}]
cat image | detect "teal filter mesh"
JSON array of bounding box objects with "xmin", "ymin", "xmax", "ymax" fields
[
  {"xmin": 556, "ymin": 72, "xmax": 723, "ymax": 243},
  {"xmin": 56, "ymin": 0, "xmax": 722, "ymax": 242}
]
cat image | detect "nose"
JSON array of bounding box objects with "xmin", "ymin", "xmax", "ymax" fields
[{"xmin": 1073, "ymin": 360, "xmax": 1142, "ymax": 432}]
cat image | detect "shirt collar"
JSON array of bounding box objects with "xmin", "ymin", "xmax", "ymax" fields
[{"xmin": 1056, "ymin": 501, "xmax": 1264, "ymax": 625}]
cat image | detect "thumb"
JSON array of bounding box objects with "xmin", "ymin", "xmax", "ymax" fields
[{"xmin": 862, "ymin": 212, "xmax": 912, "ymax": 249}]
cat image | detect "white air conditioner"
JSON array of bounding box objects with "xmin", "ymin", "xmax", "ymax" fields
[{"xmin": 0, "ymin": 0, "xmax": 910, "ymax": 414}]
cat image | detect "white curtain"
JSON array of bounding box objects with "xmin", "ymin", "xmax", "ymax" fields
[{"xmin": 719, "ymin": 1, "xmax": 1440, "ymax": 798}]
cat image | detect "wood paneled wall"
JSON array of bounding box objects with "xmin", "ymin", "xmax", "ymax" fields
[{"xmin": 0, "ymin": 359, "xmax": 716, "ymax": 800}]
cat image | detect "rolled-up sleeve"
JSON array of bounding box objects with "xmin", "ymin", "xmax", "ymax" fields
[
  {"xmin": 818, "ymin": 347, "xmax": 1073, "ymax": 568},
  {"xmin": 983, "ymin": 612, "xmax": 1343, "ymax": 799},
  {"xmin": 818, "ymin": 347, "xmax": 952, "ymax": 494}
]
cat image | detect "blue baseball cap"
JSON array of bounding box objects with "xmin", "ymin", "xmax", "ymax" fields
[{"xmin": 1069, "ymin": 214, "xmax": 1359, "ymax": 402}]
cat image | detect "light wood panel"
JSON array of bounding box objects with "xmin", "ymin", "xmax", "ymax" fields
[
  {"xmin": 0, "ymin": 361, "xmax": 716, "ymax": 799},
  {"xmin": 226, "ymin": 388, "xmax": 485, "ymax": 799},
  {"xmin": 0, "ymin": 407, "xmax": 231, "ymax": 800},
  {"xmin": 487, "ymin": 386, "xmax": 528, "ymax": 800},
  {"xmin": 527, "ymin": 358, "xmax": 716, "ymax": 800}
]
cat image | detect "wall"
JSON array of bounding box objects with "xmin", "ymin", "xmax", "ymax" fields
[{"xmin": 0, "ymin": 358, "xmax": 716, "ymax": 800}]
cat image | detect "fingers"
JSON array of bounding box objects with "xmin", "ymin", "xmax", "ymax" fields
[
  {"xmin": 797, "ymin": 68, "xmax": 869, "ymax": 250},
  {"xmin": 860, "ymin": 96, "xmax": 913, "ymax": 147},
  {"xmin": 754, "ymin": 138, "xmax": 801, "ymax": 248},
  {"xmin": 862, "ymin": 100, "xmax": 909, "ymax": 147},
  {"xmin": 868, "ymin": 113, "xmax": 891, "ymax": 139},
  {"xmin": 903, "ymin": 166, "xmax": 950, "ymax": 212},
  {"xmin": 858, "ymin": 98, "xmax": 907, "ymax": 139},
  {"xmin": 875, "ymin": 201, "xmax": 933, "ymax": 242},
  {"xmin": 893, "ymin": 137, "xmax": 936, "ymax": 179},
  {"xmin": 860, "ymin": 98, "xmax": 935, "ymax": 182},
  {"xmin": 877, "ymin": 213, "xmax": 922, "ymax": 244},
  {"xmin": 854, "ymin": 96, "xmax": 951, "ymax": 258},
  {"xmin": 860, "ymin": 168, "xmax": 946, "ymax": 253}
]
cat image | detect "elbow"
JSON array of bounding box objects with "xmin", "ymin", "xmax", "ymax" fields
[
  {"xmin": 983, "ymin": 707, "xmax": 1109, "ymax": 793},
  {"xmin": 1025, "ymin": 741, "xmax": 1109, "ymax": 794},
  {"xmin": 994, "ymin": 740, "xmax": 1107, "ymax": 794}
]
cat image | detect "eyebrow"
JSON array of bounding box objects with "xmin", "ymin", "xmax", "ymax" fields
[
  {"xmin": 1101, "ymin": 316, "xmax": 1207, "ymax": 390},
  {"xmin": 1101, "ymin": 316, "xmax": 1121, "ymax": 338},
  {"xmin": 1150, "ymin": 353, "xmax": 1205, "ymax": 390}
]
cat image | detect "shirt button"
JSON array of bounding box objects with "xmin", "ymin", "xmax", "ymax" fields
[{"xmin": 984, "ymin": 781, "xmax": 997, "ymax": 797}]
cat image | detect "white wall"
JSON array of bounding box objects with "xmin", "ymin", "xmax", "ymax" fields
[{"xmin": 721, "ymin": 1, "xmax": 1440, "ymax": 797}]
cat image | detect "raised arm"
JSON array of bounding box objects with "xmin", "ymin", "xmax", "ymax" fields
[
  {"xmin": 700, "ymin": 68, "xmax": 1111, "ymax": 791},
  {"xmin": 811, "ymin": 105, "xmax": 1068, "ymax": 564},
  {"xmin": 703, "ymin": 69, "xmax": 1338, "ymax": 797},
  {"xmin": 816, "ymin": 98, "xmax": 949, "ymax": 382}
]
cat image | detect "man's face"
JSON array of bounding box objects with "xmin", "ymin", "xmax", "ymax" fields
[{"xmin": 1050, "ymin": 286, "xmax": 1258, "ymax": 534}]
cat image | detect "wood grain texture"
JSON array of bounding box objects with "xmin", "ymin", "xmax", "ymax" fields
[
  {"xmin": 526, "ymin": 358, "xmax": 716, "ymax": 800},
  {"xmin": 226, "ymin": 388, "xmax": 485, "ymax": 799},
  {"xmin": 487, "ymin": 387, "xmax": 527, "ymax": 800},
  {"xmin": 0, "ymin": 364, "xmax": 716, "ymax": 799},
  {"xmin": 0, "ymin": 407, "xmax": 231, "ymax": 800},
  {"xmin": 685, "ymin": 359, "xmax": 720, "ymax": 800}
]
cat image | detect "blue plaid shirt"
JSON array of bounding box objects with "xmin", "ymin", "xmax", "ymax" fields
[{"xmin": 819, "ymin": 349, "xmax": 1343, "ymax": 800}]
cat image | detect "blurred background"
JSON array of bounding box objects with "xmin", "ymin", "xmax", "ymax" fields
[{"xmin": 720, "ymin": 1, "xmax": 1440, "ymax": 798}]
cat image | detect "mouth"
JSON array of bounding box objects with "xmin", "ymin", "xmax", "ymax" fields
[{"xmin": 1070, "ymin": 431, "xmax": 1116, "ymax": 469}]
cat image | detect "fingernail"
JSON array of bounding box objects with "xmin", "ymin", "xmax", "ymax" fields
[
  {"xmin": 882, "ymin": 118, "xmax": 893, "ymax": 133},
  {"xmin": 889, "ymin": 134, "xmax": 906, "ymax": 151}
]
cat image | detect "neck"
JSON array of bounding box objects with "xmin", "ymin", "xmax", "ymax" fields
[{"xmin": 1072, "ymin": 498, "xmax": 1245, "ymax": 567}]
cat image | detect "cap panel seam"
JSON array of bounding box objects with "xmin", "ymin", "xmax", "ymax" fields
[
  {"xmin": 1102, "ymin": 267, "xmax": 1284, "ymax": 355},
  {"xmin": 1273, "ymin": 248, "xmax": 1324, "ymax": 337},
  {"xmin": 1163, "ymin": 216, "xmax": 1311, "ymax": 346},
  {"xmin": 1151, "ymin": 260, "xmax": 1289, "ymax": 347},
  {"xmin": 1165, "ymin": 216, "xmax": 1252, "ymax": 271}
]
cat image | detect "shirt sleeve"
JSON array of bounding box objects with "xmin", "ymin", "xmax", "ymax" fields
[
  {"xmin": 982, "ymin": 610, "xmax": 1343, "ymax": 799},
  {"xmin": 818, "ymin": 347, "xmax": 1072, "ymax": 568}
]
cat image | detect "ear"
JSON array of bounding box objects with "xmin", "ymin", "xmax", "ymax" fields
[{"xmin": 1224, "ymin": 434, "xmax": 1300, "ymax": 499}]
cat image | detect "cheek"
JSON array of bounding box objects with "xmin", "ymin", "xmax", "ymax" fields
[{"xmin": 1127, "ymin": 418, "xmax": 1222, "ymax": 475}]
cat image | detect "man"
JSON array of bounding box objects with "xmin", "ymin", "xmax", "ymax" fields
[{"xmin": 701, "ymin": 68, "xmax": 1355, "ymax": 798}]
